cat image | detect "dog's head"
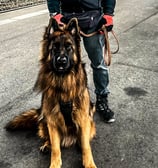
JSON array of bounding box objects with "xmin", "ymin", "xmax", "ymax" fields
[{"xmin": 41, "ymin": 17, "xmax": 81, "ymax": 75}]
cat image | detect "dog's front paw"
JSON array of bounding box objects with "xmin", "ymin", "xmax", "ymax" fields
[
  {"xmin": 49, "ymin": 160, "xmax": 62, "ymax": 168},
  {"xmin": 49, "ymin": 156, "xmax": 62, "ymax": 168},
  {"xmin": 83, "ymin": 156, "xmax": 97, "ymax": 168},
  {"xmin": 49, "ymin": 165, "xmax": 61, "ymax": 168},
  {"xmin": 84, "ymin": 164, "xmax": 97, "ymax": 168},
  {"xmin": 49, "ymin": 162, "xmax": 61, "ymax": 168}
]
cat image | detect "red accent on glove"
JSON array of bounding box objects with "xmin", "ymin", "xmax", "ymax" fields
[
  {"xmin": 103, "ymin": 15, "xmax": 113, "ymax": 27},
  {"xmin": 53, "ymin": 14, "xmax": 64, "ymax": 25}
]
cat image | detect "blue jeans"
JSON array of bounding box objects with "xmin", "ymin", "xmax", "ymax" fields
[{"xmin": 82, "ymin": 28, "xmax": 110, "ymax": 96}]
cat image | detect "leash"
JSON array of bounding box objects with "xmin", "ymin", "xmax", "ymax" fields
[{"xmin": 80, "ymin": 26, "xmax": 119, "ymax": 66}]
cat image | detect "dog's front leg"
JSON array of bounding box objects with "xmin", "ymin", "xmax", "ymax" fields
[
  {"xmin": 81, "ymin": 120, "xmax": 97, "ymax": 168},
  {"xmin": 47, "ymin": 122, "xmax": 62, "ymax": 168}
]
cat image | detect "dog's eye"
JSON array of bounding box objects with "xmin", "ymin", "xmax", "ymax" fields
[
  {"xmin": 53, "ymin": 42, "xmax": 60, "ymax": 51},
  {"xmin": 65, "ymin": 43, "xmax": 72, "ymax": 51}
]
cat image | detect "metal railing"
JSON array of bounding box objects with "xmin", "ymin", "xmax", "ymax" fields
[{"xmin": 0, "ymin": 0, "xmax": 46, "ymax": 13}]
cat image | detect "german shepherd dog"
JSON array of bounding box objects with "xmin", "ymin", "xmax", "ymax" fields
[{"xmin": 5, "ymin": 18, "xmax": 97, "ymax": 168}]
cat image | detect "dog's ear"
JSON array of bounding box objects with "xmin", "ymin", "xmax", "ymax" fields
[
  {"xmin": 66, "ymin": 18, "xmax": 80, "ymax": 36},
  {"xmin": 43, "ymin": 18, "xmax": 62, "ymax": 39},
  {"xmin": 51, "ymin": 18, "xmax": 62, "ymax": 32},
  {"xmin": 66, "ymin": 18, "xmax": 81, "ymax": 61}
]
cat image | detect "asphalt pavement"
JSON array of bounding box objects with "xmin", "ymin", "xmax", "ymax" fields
[{"xmin": 0, "ymin": 1, "xmax": 158, "ymax": 168}]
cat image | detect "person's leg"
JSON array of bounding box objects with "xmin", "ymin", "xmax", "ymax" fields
[
  {"xmin": 83, "ymin": 31, "xmax": 115, "ymax": 123},
  {"xmin": 83, "ymin": 32, "xmax": 109, "ymax": 94}
]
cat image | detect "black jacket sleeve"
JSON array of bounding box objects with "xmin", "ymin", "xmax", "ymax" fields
[
  {"xmin": 47, "ymin": 0, "xmax": 60, "ymax": 14},
  {"xmin": 102, "ymin": 0, "xmax": 116, "ymax": 15}
]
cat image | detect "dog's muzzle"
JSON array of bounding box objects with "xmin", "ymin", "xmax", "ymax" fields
[{"xmin": 52, "ymin": 55, "xmax": 71, "ymax": 73}]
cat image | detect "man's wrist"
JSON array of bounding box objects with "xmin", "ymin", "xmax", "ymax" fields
[{"xmin": 50, "ymin": 12, "xmax": 58, "ymax": 17}]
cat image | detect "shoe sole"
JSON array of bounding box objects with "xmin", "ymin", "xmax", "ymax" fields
[
  {"xmin": 105, "ymin": 115, "xmax": 116, "ymax": 123},
  {"xmin": 96, "ymin": 109, "xmax": 116, "ymax": 123},
  {"xmin": 106, "ymin": 118, "xmax": 116, "ymax": 123}
]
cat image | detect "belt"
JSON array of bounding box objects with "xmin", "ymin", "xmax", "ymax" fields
[{"xmin": 62, "ymin": 6, "xmax": 99, "ymax": 13}]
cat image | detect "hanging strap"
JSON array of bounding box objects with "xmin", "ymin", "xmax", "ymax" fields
[{"xmin": 80, "ymin": 26, "xmax": 119, "ymax": 66}]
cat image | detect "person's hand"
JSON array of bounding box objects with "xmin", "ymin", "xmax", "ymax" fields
[
  {"xmin": 103, "ymin": 15, "xmax": 113, "ymax": 32},
  {"xmin": 52, "ymin": 13, "xmax": 64, "ymax": 26},
  {"xmin": 97, "ymin": 15, "xmax": 113, "ymax": 32}
]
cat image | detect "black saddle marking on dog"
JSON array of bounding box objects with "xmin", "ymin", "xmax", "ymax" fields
[{"xmin": 59, "ymin": 101, "xmax": 73, "ymax": 126}]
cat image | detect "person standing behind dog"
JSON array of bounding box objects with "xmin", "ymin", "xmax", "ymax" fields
[{"xmin": 46, "ymin": 0, "xmax": 116, "ymax": 123}]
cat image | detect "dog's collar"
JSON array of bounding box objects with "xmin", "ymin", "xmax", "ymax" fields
[{"xmin": 59, "ymin": 100, "xmax": 73, "ymax": 126}]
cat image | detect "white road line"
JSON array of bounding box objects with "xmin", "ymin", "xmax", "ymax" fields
[{"xmin": 0, "ymin": 9, "xmax": 48, "ymax": 26}]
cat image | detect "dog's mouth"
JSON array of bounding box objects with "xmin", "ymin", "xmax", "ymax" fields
[{"xmin": 52, "ymin": 55, "xmax": 72, "ymax": 73}]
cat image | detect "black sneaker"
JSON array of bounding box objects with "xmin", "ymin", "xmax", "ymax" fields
[{"xmin": 96, "ymin": 95, "xmax": 115, "ymax": 123}]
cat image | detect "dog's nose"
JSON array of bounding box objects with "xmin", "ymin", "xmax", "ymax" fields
[{"xmin": 57, "ymin": 56, "xmax": 67, "ymax": 64}]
